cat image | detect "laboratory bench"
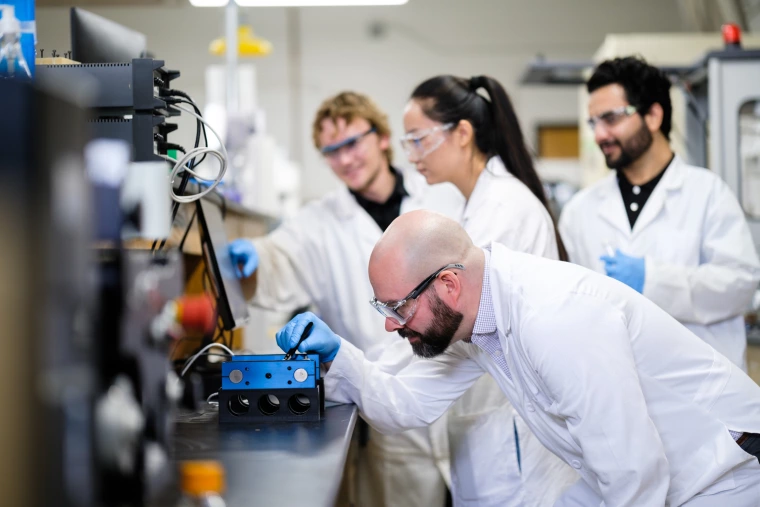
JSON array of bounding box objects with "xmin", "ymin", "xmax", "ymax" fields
[
  {"xmin": 154, "ymin": 402, "xmax": 358, "ymax": 507},
  {"xmin": 141, "ymin": 186, "xmax": 357, "ymax": 505}
]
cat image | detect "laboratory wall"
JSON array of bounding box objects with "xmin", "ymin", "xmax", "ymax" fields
[
  {"xmin": 743, "ymin": 0, "xmax": 760, "ymax": 31},
  {"xmin": 37, "ymin": 0, "xmax": 687, "ymax": 202}
]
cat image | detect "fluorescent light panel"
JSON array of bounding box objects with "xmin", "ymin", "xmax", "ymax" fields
[
  {"xmin": 238, "ymin": 0, "xmax": 407, "ymax": 4},
  {"xmin": 190, "ymin": 0, "xmax": 407, "ymax": 6},
  {"xmin": 189, "ymin": 0, "xmax": 227, "ymax": 6}
]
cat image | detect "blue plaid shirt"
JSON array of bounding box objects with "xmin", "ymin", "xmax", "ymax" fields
[{"xmin": 471, "ymin": 248, "xmax": 511, "ymax": 381}]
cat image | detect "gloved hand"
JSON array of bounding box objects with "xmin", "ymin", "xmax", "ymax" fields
[
  {"xmin": 228, "ymin": 239, "xmax": 259, "ymax": 279},
  {"xmin": 276, "ymin": 312, "xmax": 341, "ymax": 363},
  {"xmin": 600, "ymin": 249, "xmax": 645, "ymax": 293}
]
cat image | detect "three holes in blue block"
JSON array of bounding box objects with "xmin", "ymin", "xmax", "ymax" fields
[{"xmin": 228, "ymin": 393, "xmax": 311, "ymax": 416}]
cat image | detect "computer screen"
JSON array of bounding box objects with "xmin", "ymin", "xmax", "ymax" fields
[
  {"xmin": 196, "ymin": 199, "xmax": 250, "ymax": 331},
  {"xmin": 70, "ymin": 8, "xmax": 147, "ymax": 64}
]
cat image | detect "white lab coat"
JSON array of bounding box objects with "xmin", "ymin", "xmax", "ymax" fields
[
  {"xmin": 325, "ymin": 243, "xmax": 760, "ymax": 506},
  {"xmin": 462, "ymin": 157, "xmax": 558, "ymax": 259},
  {"xmin": 250, "ymin": 171, "xmax": 458, "ymax": 507},
  {"xmin": 559, "ymin": 156, "xmax": 760, "ymax": 368},
  {"xmin": 450, "ymin": 157, "xmax": 577, "ymax": 506}
]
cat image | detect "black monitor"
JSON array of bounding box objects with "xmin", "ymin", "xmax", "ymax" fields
[
  {"xmin": 71, "ymin": 8, "xmax": 147, "ymax": 64},
  {"xmin": 196, "ymin": 199, "xmax": 251, "ymax": 331}
]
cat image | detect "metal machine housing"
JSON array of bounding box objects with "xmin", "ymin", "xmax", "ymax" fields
[{"xmin": 218, "ymin": 355, "xmax": 325, "ymax": 423}]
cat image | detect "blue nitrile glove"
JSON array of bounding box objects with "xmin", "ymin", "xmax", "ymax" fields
[
  {"xmin": 600, "ymin": 249, "xmax": 646, "ymax": 293},
  {"xmin": 228, "ymin": 239, "xmax": 259, "ymax": 278},
  {"xmin": 276, "ymin": 312, "xmax": 341, "ymax": 363}
]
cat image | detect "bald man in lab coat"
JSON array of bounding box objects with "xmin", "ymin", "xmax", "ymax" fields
[{"xmin": 277, "ymin": 210, "xmax": 760, "ymax": 506}]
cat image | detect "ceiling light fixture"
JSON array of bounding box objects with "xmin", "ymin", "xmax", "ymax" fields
[{"xmin": 190, "ymin": 0, "xmax": 408, "ymax": 6}]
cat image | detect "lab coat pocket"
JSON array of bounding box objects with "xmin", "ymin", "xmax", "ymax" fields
[
  {"xmin": 654, "ymin": 228, "xmax": 700, "ymax": 266},
  {"xmin": 448, "ymin": 406, "xmax": 523, "ymax": 503}
]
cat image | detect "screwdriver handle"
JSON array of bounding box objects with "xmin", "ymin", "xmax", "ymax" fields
[{"xmin": 284, "ymin": 321, "xmax": 314, "ymax": 360}]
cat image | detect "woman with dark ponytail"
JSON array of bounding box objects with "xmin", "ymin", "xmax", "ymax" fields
[
  {"xmin": 403, "ymin": 75, "xmax": 567, "ymax": 261},
  {"xmin": 401, "ymin": 75, "xmax": 577, "ymax": 506}
]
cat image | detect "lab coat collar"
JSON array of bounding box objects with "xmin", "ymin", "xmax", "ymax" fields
[
  {"xmin": 595, "ymin": 172, "xmax": 630, "ymax": 236},
  {"xmin": 463, "ymin": 156, "xmax": 511, "ymax": 222},
  {"xmin": 472, "ymin": 248, "xmax": 497, "ymax": 335},
  {"xmin": 659, "ymin": 154, "xmax": 687, "ymax": 191},
  {"xmin": 332, "ymin": 167, "xmax": 424, "ymax": 221},
  {"xmin": 594, "ymin": 154, "xmax": 686, "ymax": 237},
  {"xmin": 486, "ymin": 241, "xmax": 511, "ymax": 343}
]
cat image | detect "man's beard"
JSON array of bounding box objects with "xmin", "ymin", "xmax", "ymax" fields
[
  {"xmin": 600, "ymin": 121, "xmax": 653, "ymax": 170},
  {"xmin": 398, "ymin": 290, "xmax": 463, "ymax": 358}
]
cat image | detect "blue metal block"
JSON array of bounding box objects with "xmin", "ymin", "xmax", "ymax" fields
[{"xmin": 221, "ymin": 354, "xmax": 319, "ymax": 390}]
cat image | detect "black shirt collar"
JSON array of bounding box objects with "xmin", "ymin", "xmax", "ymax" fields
[
  {"xmin": 349, "ymin": 166, "xmax": 409, "ymax": 203},
  {"xmin": 617, "ymin": 153, "xmax": 674, "ymax": 229},
  {"xmin": 350, "ymin": 166, "xmax": 409, "ymax": 231}
]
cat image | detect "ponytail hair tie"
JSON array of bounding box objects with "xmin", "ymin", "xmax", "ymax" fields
[
  {"xmin": 469, "ymin": 75, "xmax": 487, "ymax": 91},
  {"xmin": 468, "ymin": 75, "xmax": 491, "ymax": 104}
]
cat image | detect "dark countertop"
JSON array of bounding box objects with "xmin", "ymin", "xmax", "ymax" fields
[{"xmin": 161, "ymin": 402, "xmax": 357, "ymax": 507}]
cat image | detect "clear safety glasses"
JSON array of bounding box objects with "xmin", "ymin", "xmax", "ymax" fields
[
  {"xmin": 587, "ymin": 105, "xmax": 638, "ymax": 131},
  {"xmin": 369, "ymin": 263, "xmax": 465, "ymax": 326},
  {"xmin": 399, "ymin": 123, "xmax": 454, "ymax": 161},
  {"xmin": 320, "ymin": 127, "xmax": 376, "ymax": 161}
]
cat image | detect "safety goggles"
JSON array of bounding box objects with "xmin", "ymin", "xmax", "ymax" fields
[
  {"xmin": 587, "ymin": 105, "xmax": 638, "ymax": 130},
  {"xmin": 400, "ymin": 123, "xmax": 454, "ymax": 161},
  {"xmin": 369, "ymin": 263, "xmax": 465, "ymax": 325},
  {"xmin": 320, "ymin": 127, "xmax": 376, "ymax": 160}
]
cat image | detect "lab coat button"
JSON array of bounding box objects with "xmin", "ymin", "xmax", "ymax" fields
[
  {"xmin": 571, "ymin": 460, "xmax": 582, "ymax": 469},
  {"xmin": 526, "ymin": 402, "xmax": 535, "ymax": 412}
]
